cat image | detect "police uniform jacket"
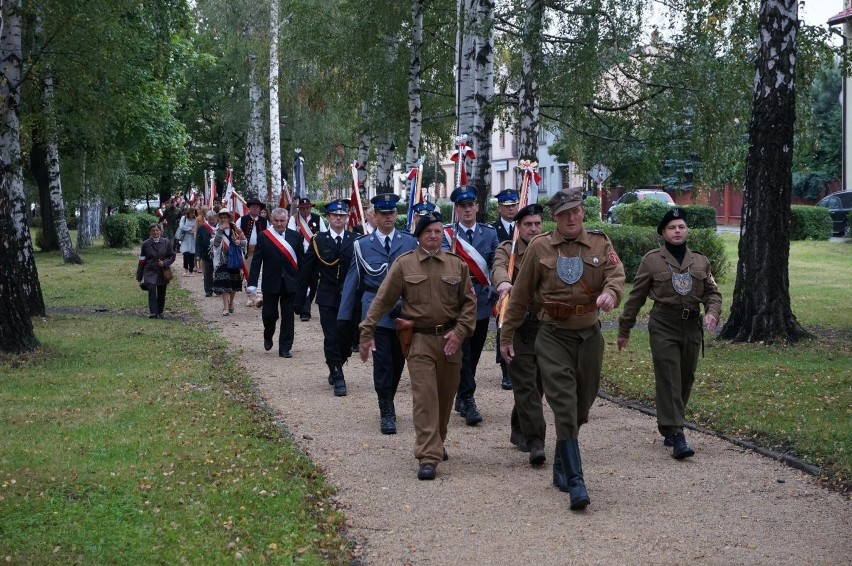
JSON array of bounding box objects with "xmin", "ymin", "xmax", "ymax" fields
[
  {"xmin": 360, "ymin": 247, "xmax": 477, "ymax": 343},
  {"xmin": 441, "ymin": 222, "xmax": 499, "ymax": 320},
  {"xmin": 500, "ymin": 228, "xmax": 626, "ymax": 344},
  {"xmin": 493, "ymin": 219, "xmax": 514, "ymax": 243},
  {"xmin": 338, "ymin": 230, "xmax": 418, "ymax": 330},
  {"xmin": 298, "ymin": 230, "xmax": 356, "ymax": 308},
  {"xmin": 248, "ymin": 227, "xmax": 304, "ymax": 296},
  {"xmin": 238, "ymin": 215, "xmax": 268, "ymax": 242},
  {"xmin": 618, "ymin": 246, "xmax": 722, "ymax": 338}
]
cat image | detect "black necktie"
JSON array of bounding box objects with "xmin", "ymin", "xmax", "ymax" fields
[
  {"xmin": 384, "ymin": 237, "xmax": 391, "ymax": 254},
  {"xmin": 466, "ymin": 229, "xmax": 473, "ymax": 243},
  {"xmin": 335, "ymin": 236, "xmax": 342, "ymax": 249}
]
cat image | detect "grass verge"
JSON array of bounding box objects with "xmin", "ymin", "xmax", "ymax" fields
[{"xmin": 0, "ymin": 246, "xmax": 350, "ymax": 564}]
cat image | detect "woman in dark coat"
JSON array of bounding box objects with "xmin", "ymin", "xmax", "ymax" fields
[{"xmin": 136, "ymin": 223, "xmax": 177, "ymax": 318}]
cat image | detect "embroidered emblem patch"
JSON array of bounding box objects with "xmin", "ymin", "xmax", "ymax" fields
[{"xmin": 608, "ymin": 251, "xmax": 620, "ymax": 265}]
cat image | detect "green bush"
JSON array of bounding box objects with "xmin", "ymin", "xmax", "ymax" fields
[
  {"xmin": 681, "ymin": 204, "xmax": 717, "ymax": 230},
  {"xmin": 102, "ymin": 213, "xmax": 138, "ymax": 248},
  {"xmin": 618, "ymin": 199, "xmax": 672, "ymax": 227},
  {"xmin": 135, "ymin": 212, "xmax": 160, "ymax": 242},
  {"xmin": 532, "ymin": 223, "xmax": 729, "ymax": 283},
  {"xmin": 790, "ymin": 205, "xmax": 832, "ymax": 241},
  {"xmin": 29, "ymin": 215, "xmax": 42, "ymax": 229},
  {"xmin": 66, "ymin": 215, "xmax": 78, "ymax": 230}
]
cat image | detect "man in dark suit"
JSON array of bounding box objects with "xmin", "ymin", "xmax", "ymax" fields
[
  {"xmin": 297, "ymin": 199, "xmax": 357, "ymax": 396},
  {"xmin": 442, "ymin": 185, "xmax": 500, "ymax": 425},
  {"xmin": 492, "ymin": 188, "xmax": 520, "ymax": 390},
  {"xmin": 289, "ymin": 197, "xmax": 327, "ymax": 321},
  {"xmin": 247, "ymin": 207, "xmax": 304, "ymax": 358}
]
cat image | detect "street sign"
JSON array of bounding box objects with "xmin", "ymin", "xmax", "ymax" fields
[{"xmin": 588, "ymin": 163, "xmax": 611, "ymax": 184}]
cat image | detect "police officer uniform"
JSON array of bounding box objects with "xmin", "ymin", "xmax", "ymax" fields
[
  {"xmin": 360, "ymin": 211, "xmax": 477, "ymax": 480},
  {"xmin": 492, "ymin": 204, "xmax": 546, "ymax": 465},
  {"xmin": 501, "ymin": 187, "xmax": 625, "ymax": 510},
  {"xmin": 492, "ymin": 188, "xmax": 520, "ymax": 390},
  {"xmin": 290, "ymin": 198, "xmax": 327, "ymax": 321},
  {"xmin": 338, "ymin": 193, "xmax": 418, "ymax": 434},
  {"xmin": 441, "ymin": 185, "xmax": 499, "ymax": 425},
  {"xmin": 618, "ymin": 207, "xmax": 722, "ymax": 459},
  {"xmin": 298, "ymin": 199, "xmax": 357, "ymax": 397}
]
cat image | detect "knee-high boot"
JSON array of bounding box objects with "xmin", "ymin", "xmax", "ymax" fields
[
  {"xmin": 552, "ymin": 447, "xmax": 568, "ymax": 492},
  {"xmin": 556, "ymin": 439, "xmax": 590, "ymax": 510}
]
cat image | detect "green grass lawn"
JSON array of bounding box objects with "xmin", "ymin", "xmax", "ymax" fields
[
  {"xmin": 600, "ymin": 234, "xmax": 851, "ymax": 490},
  {"xmin": 1, "ymin": 245, "xmax": 350, "ymax": 564}
]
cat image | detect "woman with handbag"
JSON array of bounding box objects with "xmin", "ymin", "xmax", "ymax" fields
[
  {"xmin": 211, "ymin": 210, "xmax": 247, "ymax": 316},
  {"xmin": 136, "ymin": 223, "xmax": 177, "ymax": 319},
  {"xmin": 177, "ymin": 207, "xmax": 199, "ymax": 276}
]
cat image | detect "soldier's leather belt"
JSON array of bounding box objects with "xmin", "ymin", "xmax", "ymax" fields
[
  {"xmin": 654, "ymin": 305, "xmax": 701, "ymax": 320},
  {"xmin": 413, "ymin": 321, "xmax": 456, "ymax": 335},
  {"xmin": 542, "ymin": 301, "xmax": 597, "ymax": 320}
]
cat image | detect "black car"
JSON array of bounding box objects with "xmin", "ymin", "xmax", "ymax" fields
[{"xmin": 816, "ymin": 190, "xmax": 852, "ymax": 236}]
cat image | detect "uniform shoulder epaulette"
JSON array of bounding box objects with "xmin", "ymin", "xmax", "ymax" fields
[
  {"xmin": 691, "ymin": 249, "xmax": 706, "ymax": 256},
  {"xmin": 586, "ymin": 228, "xmax": 605, "ymax": 234},
  {"xmin": 444, "ymin": 250, "xmax": 464, "ymax": 260},
  {"xmin": 480, "ymin": 223, "xmax": 496, "ymax": 232},
  {"xmin": 643, "ymin": 248, "xmax": 662, "ymax": 259},
  {"xmin": 397, "ymin": 249, "xmax": 417, "ymax": 259}
]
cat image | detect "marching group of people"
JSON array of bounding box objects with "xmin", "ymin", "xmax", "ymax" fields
[{"xmin": 136, "ymin": 184, "xmax": 722, "ymax": 510}]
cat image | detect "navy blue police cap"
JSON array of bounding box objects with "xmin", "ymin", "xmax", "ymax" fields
[
  {"xmin": 411, "ymin": 201, "xmax": 437, "ymax": 216},
  {"xmin": 324, "ymin": 199, "xmax": 350, "ymax": 216},
  {"xmin": 450, "ymin": 185, "xmax": 478, "ymax": 204},
  {"xmin": 370, "ymin": 193, "xmax": 401, "ymax": 213},
  {"xmin": 496, "ymin": 189, "xmax": 520, "ymax": 206}
]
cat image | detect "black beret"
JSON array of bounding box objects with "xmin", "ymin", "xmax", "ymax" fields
[
  {"xmin": 413, "ymin": 211, "xmax": 443, "ymax": 237},
  {"xmin": 513, "ymin": 203, "xmax": 544, "ymax": 223},
  {"xmin": 657, "ymin": 207, "xmax": 688, "ymax": 234}
]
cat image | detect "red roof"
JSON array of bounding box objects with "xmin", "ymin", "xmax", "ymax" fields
[{"xmin": 828, "ymin": 7, "xmax": 852, "ymax": 25}]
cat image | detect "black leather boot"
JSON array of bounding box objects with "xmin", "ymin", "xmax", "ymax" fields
[
  {"xmin": 552, "ymin": 447, "xmax": 568, "ymax": 492},
  {"xmin": 500, "ymin": 363, "xmax": 512, "ymax": 390},
  {"xmin": 454, "ymin": 395, "xmax": 468, "ymax": 415},
  {"xmin": 462, "ymin": 395, "xmax": 482, "ymax": 426},
  {"xmin": 327, "ymin": 363, "xmax": 336, "ymax": 386},
  {"xmin": 666, "ymin": 433, "xmax": 695, "ymax": 460},
  {"xmin": 378, "ymin": 398, "xmax": 397, "ymax": 434},
  {"xmin": 556, "ymin": 439, "xmax": 590, "ymax": 510}
]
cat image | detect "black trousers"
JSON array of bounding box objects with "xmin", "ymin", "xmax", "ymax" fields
[
  {"xmin": 182, "ymin": 252, "xmax": 195, "ymax": 272},
  {"xmin": 373, "ymin": 327, "xmax": 405, "ymax": 400},
  {"xmin": 262, "ymin": 291, "xmax": 295, "ymax": 352},
  {"xmin": 147, "ymin": 284, "xmax": 167, "ymax": 315},
  {"xmin": 201, "ymin": 259, "xmax": 214, "ymax": 295},
  {"xmin": 457, "ymin": 317, "xmax": 490, "ymax": 398},
  {"xmin": 319, "ymin": 304, "xmax": 342, "ymax": 365}
]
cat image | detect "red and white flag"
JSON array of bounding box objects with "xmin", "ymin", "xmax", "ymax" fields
[{"xmin": 223, "ymin": 168, "xmax": 247, "ymax": 220}]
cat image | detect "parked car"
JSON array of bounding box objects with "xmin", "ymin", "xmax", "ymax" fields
[
  {"xmin": 816, "ymin": 190, "xmax": 852, "ymax": 236},
  {"xmin": 606, "ymin": 190, "xmax": 674, "ymax": 223}
]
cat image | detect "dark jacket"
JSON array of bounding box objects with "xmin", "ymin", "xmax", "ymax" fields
[
  {"xmin": 195, "ymin": 222, "xmax": 216, "ymax": 260},
  {"xmin": 493, "ymin": 219, "xmax": 514, "ymax": 243},
  {"xmin": 136, "ymin": 238, "xmax": 176, "ymax": 286},
  {"xmin": 248, "ymin": 227, "xmax": 305, "ymax": 295},
  {"xmin": 238, "ymin": 215, "xmax": 269, "ymax": 243},
  {"xmin": 297, "ymin": 230, "xmax": 357, "ymax": 308}
]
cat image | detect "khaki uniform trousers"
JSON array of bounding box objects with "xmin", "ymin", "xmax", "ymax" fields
[
  {"xmin": 408, "ymin": 333, "xmax": 463, "ymax": 465},
  {"xmin": 508, "ymin": 319, "xmax": 546, "ymax": 449},
  {"xmin": 648, "ymin": 312, "xmax": 702, "ymax": 436},
  {"xmin": 535, "ymin": 323, "xmax": 604, "ymax": 440}
]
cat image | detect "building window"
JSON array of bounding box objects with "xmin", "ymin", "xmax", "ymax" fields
[
  {"xmin": 500, "ymin": 131, "xmax": 505, "ymax": 149},
  {"xmin": 500, "ymin": 171, "xmax": 505, "ymax": 191},
  {"xmin": 538, "ymin": 129, "xmax": 547, "ymax": 145}
]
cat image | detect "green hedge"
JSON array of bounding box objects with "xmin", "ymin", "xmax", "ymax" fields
[
  {"xmin": 618, "ymin": 199, "xmax": 672, "ymax": 227},
  {"xmin": 534, "ymin": 223, "xmax": 729, "ymax": 283},
  {"xmin": 681, "ymin": 204, "xmax": 717, "ymax": 230},
  {"xmin": 790, "ymin": 205, "xmax": 832, "ymax": 241},
  {"xmin": 102, "ymin": 213, "xmax": 138, "ymax": 248},
  {"xmin": 135, "ymin": 212, "xmax": 160, "ymax": 242}
]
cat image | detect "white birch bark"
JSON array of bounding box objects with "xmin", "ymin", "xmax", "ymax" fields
[
  {"xmin": 245, "ymin": 52, "xmax": 267, "ymax": 200},
  {"xmin": 268, "ymin": 0, "xmax": 281, "ymax": 205},
  {"xmin": 42, "ymin": 73, "xmax": 82, "ymax": 264},
  {"xmin": 517, "ymin": 0, "xmax": 543, "ymax": 162},
  {"xmin": 456, "ymin": 0, "xmax": 477, "ymax": 140},
  {"xmin": 358, "ymin": 101, "xmax": 371, "ymax": 196},
  {"xmin": 77, "ymin": 153, "xmax": 93, "ymax": 249},
  {"xmin": 406, "ymin": 0, "xmax": 424, "ymax": 170},
  {"xmin": 472, "ymin": 0, "xmax": 495, "ymax": 197},
  {"xmin": 375, "ymin": 134, "xmax": 395, "ymax": 193},
  {"xmin": 0, "ymin": 0, "xmax": 44, "ymax": 317}
]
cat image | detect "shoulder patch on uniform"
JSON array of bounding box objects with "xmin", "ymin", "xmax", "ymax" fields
[
  {"xmin": 608, "ymin": 250, "xmax": 620, "ymax": 265},
  {"xmin": 587, "ymin": 228, "xmax": 605, "ymax": 234}
]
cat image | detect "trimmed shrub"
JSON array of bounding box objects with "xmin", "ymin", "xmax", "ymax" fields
[
  {"xmin": 102, "ymin": 213, "xmax": 138, "ymax": 248},
  {"xmin": 681, "ymin": 204, "xmax": 717, "ymax": 230},
  {"xmin": 531, "ymin": 223, "xmax": 729, "ymax": 283},
  {"xmin": 618, "ymin": 199, "xmax": 672, "ymax": 227},
  {"xmin": 790, "ymin": 205, "xmax": 832, "ymax": 241},
  {"xmin": 135, "ymin": 212, "xmax": 159, "ymax": 242}
]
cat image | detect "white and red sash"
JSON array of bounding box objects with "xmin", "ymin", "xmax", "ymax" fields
[
  {"xmin": 444, "ymin": 226, "xmax": 491, "ymax": 287},
  {"xmin": 201, "ymin": 222, "xmax": 214, "ymax": 236},
  {"xmin": 263, "ymin": 229, "xmax": 298, "ymax": 271}
]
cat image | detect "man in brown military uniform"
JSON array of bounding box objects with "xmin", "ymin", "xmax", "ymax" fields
[
  {"xmin": 618, "ymin": 207, "xmax": 722, "ymax": 459},
  {"xmin": 500, "ymin": 187, "xmax": 625, "ymax": 510},
  {"xmin": 492, "ymin": 203, "xmax": 546, "ymax": 466},
  {"xmin": 360, "ymin": 211, "xmax": 477, "ymax": 481}
]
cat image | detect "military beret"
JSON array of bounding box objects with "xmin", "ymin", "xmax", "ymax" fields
[
  {"xmin": 513, "ymin": 203, "xmax": 544, "ymax": 223},
  {"xmin": 657, "ymin": 207, "xmax": 688, "ymax": 234},
  {"xmin": 413, "ymin": 210, "xmax": 443, "ymax": 237}
]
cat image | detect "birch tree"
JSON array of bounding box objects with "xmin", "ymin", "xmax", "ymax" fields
[
  {"xmin": 268, "ymin": 0, "xmax": 282, "ymax": 204},
  {"xmin": 472, "ymin": 0, "xmax": 495, "ymax": 216},
  {"xmin": 244, "ymin": 52, "xmax": 267, "ymax": 200},
  {"xmin": 406, "ymin": 0, "xmax": 424, "ymax": 171},
  {"xmin": 516, "ymin": 0, "xmax": 544, "ymax": 162},
  {"xmin": 456, "ymin": 0, "xmax": 477, "ymax": 142},
  {"xmin": 719, "ymin": 0, "xmax": 810, "ymax": 344}
]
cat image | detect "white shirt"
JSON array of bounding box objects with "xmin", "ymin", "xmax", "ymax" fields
[{"xmin": 501, "ymin": 218, "xmax": 514, "ymax": 234}]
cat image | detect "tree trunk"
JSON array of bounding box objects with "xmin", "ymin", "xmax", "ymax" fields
[
  {"xmin": 375, "ymin": 133, "xmax": 395, "ymax": 193},
  {"xmin": 42, "ymin": 73, "xmax": 82, "ymax": 264},
  {"xmin": 406, "ymin": 0, "xmax": 424, "ymax": 171},
  {"xmin": 77, "ymin": 153, "xmax": 93, "ymax": 249},
  {"xmin": 245, "ymin": 52, "xmax": 266, "ymax": 201},
  {"xmin": 517, "ymin": 0, "xmax": 543, "ymax": 163},
  {"xmin": 31, "ymin": 140, "xmax": 58, "ymax": 250},
  {"xmin": 358, "ymin": 102, "xmax": 371, "ymax": 197},
  {"xmin": 456, "ymin": 0, "xmax": 477, "ymax": 141},
  {"xmin": 472, "ymin": 0, "xmax": 494, "ymax": 219},
  {"xmin": 268, "ymin": 1, "xmax": 281, "ymax": 206},
  {"xmin": 0, "ymin": 186, "xmax": 38, "ymax": 352},
  {"xmin": 0, "ymin": 0, "xmax": 45, "ymax": 317},
  {"xmin": 718, "ymin": 0, "xmax": 810, "ymax": 344}
]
